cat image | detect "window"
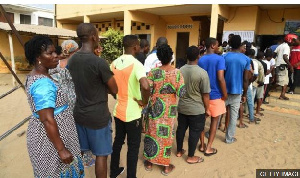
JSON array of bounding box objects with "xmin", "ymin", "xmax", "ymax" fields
[
  {"xmin": 20, "ymin": 14, "xmax": 31, "ymax": 24},
  {"xmin": 38, "ymin": 17, "xmax": 53, "ymax": 27},
  {"xmin": 0, "ymin": 12, "xmax": 14, "ymax": 23}
]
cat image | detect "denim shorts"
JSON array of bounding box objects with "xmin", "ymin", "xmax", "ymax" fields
[{"xmin": 76, "ymin": 121, "xmax": 112, "ymax": 156}]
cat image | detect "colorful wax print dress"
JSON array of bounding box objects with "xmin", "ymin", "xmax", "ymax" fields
[
  {"xmin": 25, "ymin": 74, "xmax": 84, "ymax": 178},
  {"xmin": 144, "ymin": 68, "xmax": 186, "ymax": 166}
]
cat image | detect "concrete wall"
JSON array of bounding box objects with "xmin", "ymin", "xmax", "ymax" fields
[
  {"xmin": 223, "ymin": 6, "xmax": 300, "ymax": 35},
  {"xmin": 223, "ymin": 6, "xmax": 259, "ymax": 31},
  {"xmin": 163, "ymin": 15, "xmax": 200, "ymax": 53},
  {"xmin": 257, "ymin": 8, "xmax": 300, "ymax": 35},
  {"xmin": 0, "ymin": 31, "xmax": 31, "ymax": 73},
  {"xmin": 32, "ymin": 11, "xmax": 55, "ymax": 26},
  {"xmin": 56, "ymin": 4, "xmax": 178, "ymax": 19}
]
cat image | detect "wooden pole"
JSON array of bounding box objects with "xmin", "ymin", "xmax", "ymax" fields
[{"xmin": 8, "ymin": 33, "xmax": 16, "ymax": 86}]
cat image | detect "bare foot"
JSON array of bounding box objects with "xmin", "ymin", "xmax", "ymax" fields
[{"xmin": 161, "ymin": 164, "xmax": 175, "ymax": 176}]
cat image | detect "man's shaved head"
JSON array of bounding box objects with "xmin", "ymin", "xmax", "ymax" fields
[
  {"xmin": 156, "ymin": 37, "xmax": 168, "ymax": 48},
  {"xmin": 76, "ymin": 23, "xmax": 97, "ymax": 42}
]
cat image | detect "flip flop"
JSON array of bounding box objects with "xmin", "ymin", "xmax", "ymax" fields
[
  {"xmin": 204, "ymin": 148, "xmax": 218, "ymax": 157},
  {"xmin": 144, "ymin": 160, "xmax": 153, "ymax": 171},
  {"xmin": 176, "ymin": 149, "xmax": 186, "ymax": 157},
  {"xmin": 187, "ymin": 157, "xmax": 204, "ymax": 164},
  {"xmin": 279, "ymin": 96, "xmax": 289, "ymax": 100},
  {"xmin": 161, "ymin": 164, "xmax": 175, "ymax": 176}
]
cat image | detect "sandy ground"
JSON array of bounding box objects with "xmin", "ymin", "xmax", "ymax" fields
[{"xmin": 0, "ymin": 73, "xmax": 300, "ymax": 178}]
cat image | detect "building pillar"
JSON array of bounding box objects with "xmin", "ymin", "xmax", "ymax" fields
[
  {"xmin": 111, "ymin": 18, "xmax": 116, "ymax": 29},
  {"xmin": 84, "ymin": 15, "xmax": 90, "ymax": 23},
  {"xmin": 56, "ymin": 20, "xmax": 63, "ymax": 28},
  {"xmin": 210, "ymin": 4, "xmax": 219, "ymax": 38},
  {"xmin": 124, "ymin": 10, "xmax": 132, "ymax": 35}
]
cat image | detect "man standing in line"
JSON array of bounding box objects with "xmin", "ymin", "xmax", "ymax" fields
[
  {"xmin": 144, "ymin": 37, "xmax": 174, "ymax": 73},
  {"xmin": 68, "ymin": 23, "xmax": 118, "ymax": 178},
  {"xmin": 274, "ymin": 36, "xmax": 294, "ymax": 100},
  {"xmin": 135, "ymin": 39, "xmax": 150, "ymax": 65},
  {"xmin": 287, "ymin": 36, "xmax": 300, "ymax": 94},
  {"xmin": 176, "ymin": 46, "xmax": 210, "ymax": 163},
  {"xmin": 223, "ymin": 35, "xmax": 250, "ymax": 144},
  {"xmin": 110, "ymin": 35, "xmax": 150, "ymax": 178},
  {"xmin": 198, "ymin": 38, "xmax": 227, "ymax": 155}
]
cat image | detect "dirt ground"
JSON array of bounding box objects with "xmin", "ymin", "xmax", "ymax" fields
[{"xmin": 0, "ymin": 73, "xmax": 300, "ymax": 178}]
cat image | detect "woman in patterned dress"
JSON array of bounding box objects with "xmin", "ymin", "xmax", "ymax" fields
[
  {"xmin": 143, "ymin": 44, "xmax": 186, "ymax": 176},
  {"xmin": 24, "ymin": 35, "xmax": 84, "ymax": 177}
]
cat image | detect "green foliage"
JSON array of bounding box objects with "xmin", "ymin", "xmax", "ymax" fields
[{"xmin": 101, "ymin": 28, "xmax": 123, "ymax": 63}]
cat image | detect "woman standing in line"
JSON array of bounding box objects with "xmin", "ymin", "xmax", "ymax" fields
[{"xmin": 143, "ymin": 44, "xmax": 186, "ymax": 176}]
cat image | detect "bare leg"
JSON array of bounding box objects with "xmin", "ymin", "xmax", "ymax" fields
[
  {"xmin": 256, "ymin": 98, "xmax": 262, "ymax": 115},
  {"xmin": 238, "ymin": 103, "xmax": 244, "ymax": 127},
  {"xmin": 95, "ymin": 156, "xmax": 107, "ymax": 178},
  {"xmin": 280, "ymin": 85, "xmax": 289, "ymax": 99},
  {"xmin": 199, "ymin": 131, "xmax": 205, "ymax": 151},
  {"xmin": 206, "ymin": 116, "xmax": 219, "ymax": 153},
  {"xmin": 218, "ymin": 114, "xmax": 224, "ymax": 129}
]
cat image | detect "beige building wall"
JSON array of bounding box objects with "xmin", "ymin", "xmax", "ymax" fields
[
  {"xmin": 223, "ymin": 6, "xmax": 260, "ymax": 31},
  {"xmin": 56, "ymin": 4, "xmax": 178, "ymax": 19},
  {"xmin": 257, "ymin": 8, "xmax": 300, "ymax": 35},
  {"xmin": 0, "ymin": 31, "xmax": 31, "ymax": 73},
  {"xmin": 164, "ymin": 15, "xmax": 200, "ymax": 54}
]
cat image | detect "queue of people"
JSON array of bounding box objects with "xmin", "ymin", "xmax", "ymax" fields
[{"xmin": 23, "ymin": 22, "xmax": 299, "ymax": 178}]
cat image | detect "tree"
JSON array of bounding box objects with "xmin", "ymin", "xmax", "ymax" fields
[{"xmin": 101, "ymin": 28, "xmax": 123, "ymax": 63}]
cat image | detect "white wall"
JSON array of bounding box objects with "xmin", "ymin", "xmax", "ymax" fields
[
  {"xmin": 32, "ymin": 11, "xmax": 54, "ymax": 26},
  {"xmin": 13, "ymin": 12, "xmax": 20, "ymax": 24}
]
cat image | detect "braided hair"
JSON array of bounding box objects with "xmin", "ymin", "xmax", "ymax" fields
[
  {"xmin": 157, "ymin": 44, "xmax": 173, "ymax": 65},
  {"xmin": 25, "ymin": 35, "xmax": 53, "ymax": 65}
]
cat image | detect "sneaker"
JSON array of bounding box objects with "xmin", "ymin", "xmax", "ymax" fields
[
  {"xmin": 287, "ymin": 91, "xmax": 294, "ymax": 94},
  {"xmin": 110, "ymin": 167, "xmax": 125, "ymax": 178}
]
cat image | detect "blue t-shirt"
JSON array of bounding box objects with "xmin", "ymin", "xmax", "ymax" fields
[
  {"xmin": 198, "ymin": 54, "xmax": 226, "ymax": 100},
  {"xmin": 223, "ymin": 52, "xmax": 251, "ymax": 94}
]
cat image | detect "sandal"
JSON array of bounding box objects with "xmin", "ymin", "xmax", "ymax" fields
[
  {"xmin": 176, "ymin": 149, "xmax": 186, "ymax": 157},
  {"xmin": 161, "ymin": 164, "xmax": 175, "ymax": 176},
  {"xmin": 279, "ymin": 96, "xmax": 289, "ymax": 100},
  {"xmin": 204, "ymin": 148, "xmax": 218, "ymax": 157},
  {"xmin": 187, "ymin": 156, "xmax": 204, "ymax": 164}
]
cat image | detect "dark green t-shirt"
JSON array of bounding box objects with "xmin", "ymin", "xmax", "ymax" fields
[
  {"xmin": 68, "ymin": 52, "xmax": 113, "ymax": 129},
  {"xmin": 178, "ymin": 65, "xmax": 211, "ymax": 115}
]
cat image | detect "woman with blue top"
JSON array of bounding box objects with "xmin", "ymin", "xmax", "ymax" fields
[{"xmin": 24, "ymin": 35, "xmax": 84, "ymax": 177}]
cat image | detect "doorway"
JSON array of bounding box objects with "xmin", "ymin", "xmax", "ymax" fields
[{"xmin": 176, "ymin": 32, "xmax": 189, "ymax": 68}]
